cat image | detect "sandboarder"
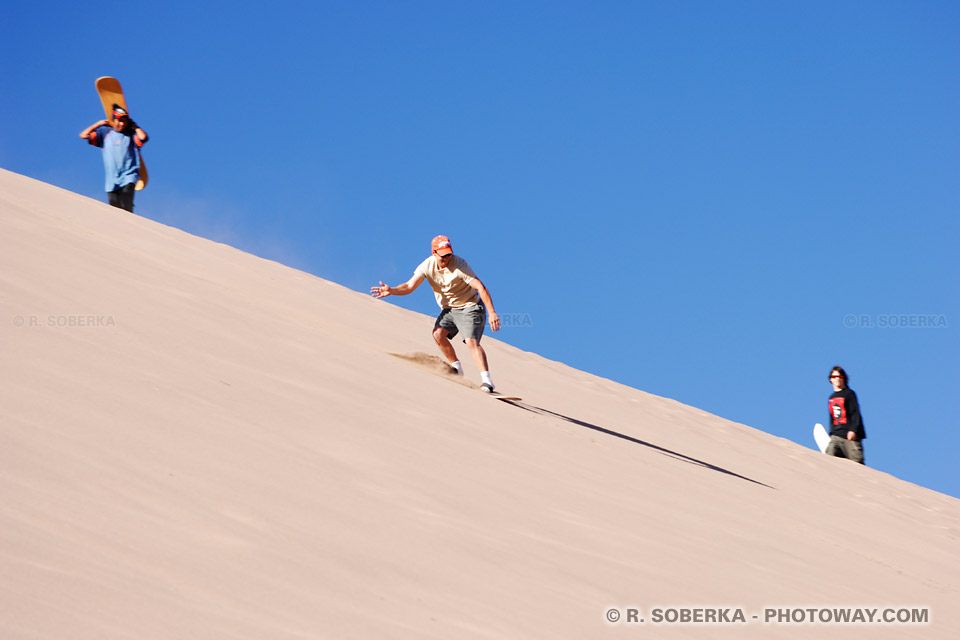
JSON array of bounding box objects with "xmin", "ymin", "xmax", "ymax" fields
[
  {"xmin": 826, "ymin": 366, "xmax": 866, "ymax": 465},
  {"xmin": 79, "ymin": 105, "xmax": 148, "ymax": 212},
  {"xmin": 371, "ymin": 235, "xmax": 501, "ymax": 392}
]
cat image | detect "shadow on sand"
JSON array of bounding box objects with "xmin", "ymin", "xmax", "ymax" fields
[
  {"xmin": 505, "ymin": 400, "xmax": 774, "ymax": 490},
  {"xmin": 390, "ymin": 351, "xmax": 772, "ymax": 488}
]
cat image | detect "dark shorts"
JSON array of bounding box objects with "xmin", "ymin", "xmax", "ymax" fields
[
  {"xmin": 108, "ymin": 183, "xmax": 136, "ymax": 212},
  {"xmin": 435, "ymin": 303, "xmax": 486, "ymax": 343}
]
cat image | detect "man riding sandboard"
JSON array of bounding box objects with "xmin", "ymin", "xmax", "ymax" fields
[{"xmin": 371, "ymin": 235, "xmax": 501, "ymax": 393}]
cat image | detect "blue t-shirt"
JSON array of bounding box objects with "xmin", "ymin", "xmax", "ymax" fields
[{"xmin": 90, "ymin": 126, "xmax": 142, "ymax": 192}]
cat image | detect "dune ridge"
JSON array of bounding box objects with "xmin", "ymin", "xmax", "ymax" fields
[{"xmin": 2, "ymin": 168, "xmax": 958, "ymax": 638}]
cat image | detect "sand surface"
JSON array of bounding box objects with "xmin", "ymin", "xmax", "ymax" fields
[{"xmin": 2, "ymin": 168, "xmax": 958, "ymax": 638}]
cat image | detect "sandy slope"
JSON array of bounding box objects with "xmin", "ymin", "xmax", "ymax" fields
[{"xmin": 1, "ymin": 168, "xmax": 957, "ymax": 638}]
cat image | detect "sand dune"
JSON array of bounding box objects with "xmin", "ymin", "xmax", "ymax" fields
[{"xmin": 2, "ymin": 168, "xmax": 958, "ymax": 638}]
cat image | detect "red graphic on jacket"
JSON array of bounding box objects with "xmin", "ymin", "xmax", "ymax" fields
[{"xmin": 830, "ymin": 397, "xmax": 847, "ymax": 426}]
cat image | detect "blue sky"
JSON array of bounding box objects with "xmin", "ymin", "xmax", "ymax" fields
[{"xmin": 3, "ymin": 1, "xmax": 958, "ymax": 498}]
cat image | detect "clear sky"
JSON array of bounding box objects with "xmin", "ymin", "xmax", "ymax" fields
[{"xmin": 3, "ymin": 1, "xmax": 958, "ymax": 498}]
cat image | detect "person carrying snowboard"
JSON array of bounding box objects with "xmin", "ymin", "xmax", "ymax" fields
[
  {"xmin": 79, "ymin": 105, "xmax": 148, "ymax": 212},
  {"xmin": 371, "ymin": 235, "xmax": 501, "ymax": 392},
  {"xmin": 826, "ymin": 366, "xmax": 866, "ymax": 465}
]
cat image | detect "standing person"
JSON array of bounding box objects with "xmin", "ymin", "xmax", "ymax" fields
[
  {"xmin": 371, "ymin": 235, "xmax": 502, "ymax": 392},
  {"xmin": 826, "ymin": 366, "xmax": 866, "ymax": 465},
  {"xmin": 79, "ymin": 105, "xmax": 148, "ymax": 212}
]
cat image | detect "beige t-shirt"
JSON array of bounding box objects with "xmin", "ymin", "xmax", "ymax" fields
[{"xmin": 414, "ymin": 255, "xmax": 480, "ymax": 309}]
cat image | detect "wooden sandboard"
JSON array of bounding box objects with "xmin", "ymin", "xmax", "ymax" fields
[{"xmin": 489, "ymin": 392, "xmax": 522, "ymax": 402}]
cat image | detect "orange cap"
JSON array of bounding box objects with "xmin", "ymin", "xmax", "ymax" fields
[{"xmin": 431, "ymin": 235, "xmax": 453, "ymax": 256}]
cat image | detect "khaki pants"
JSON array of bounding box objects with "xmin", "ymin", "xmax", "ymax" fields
[{"xmin": 825, "ymin": 435, "xmax": 865, "ymax": 465}]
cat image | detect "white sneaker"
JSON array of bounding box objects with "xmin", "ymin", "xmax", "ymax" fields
[{"xmin": 481, "ymin": 383, "xmax": 494, "ymax": 393}]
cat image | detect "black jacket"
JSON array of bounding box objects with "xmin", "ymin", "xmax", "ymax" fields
[{"xmin": 828, "ymin": 387, "xmax": 866, "ymax": 441}]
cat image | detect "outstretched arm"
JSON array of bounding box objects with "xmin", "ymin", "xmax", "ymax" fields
[
  {"xmin": 371, "ymin": 273, "xmax": 425, "ymax": 298},
  {"xmin": 467, "ymin": 278, "xmax": 500, "ymax": 331}
]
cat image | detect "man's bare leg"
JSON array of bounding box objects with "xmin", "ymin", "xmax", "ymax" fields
[
  {"xmin": 464, "ymin": 338, "xmax": 488, "ymax": 372},
  {"xmin": 465, "ymin": 338, "xmax": 494, "ymax": 391},
  {"xmin": 433, "ymin": 327, "xmax": 459, "ymax": 367}
]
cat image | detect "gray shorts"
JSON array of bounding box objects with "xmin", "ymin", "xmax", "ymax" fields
[{"xmin": 435, "ymin": 303, "xmax": 486, "ymax": 343}]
